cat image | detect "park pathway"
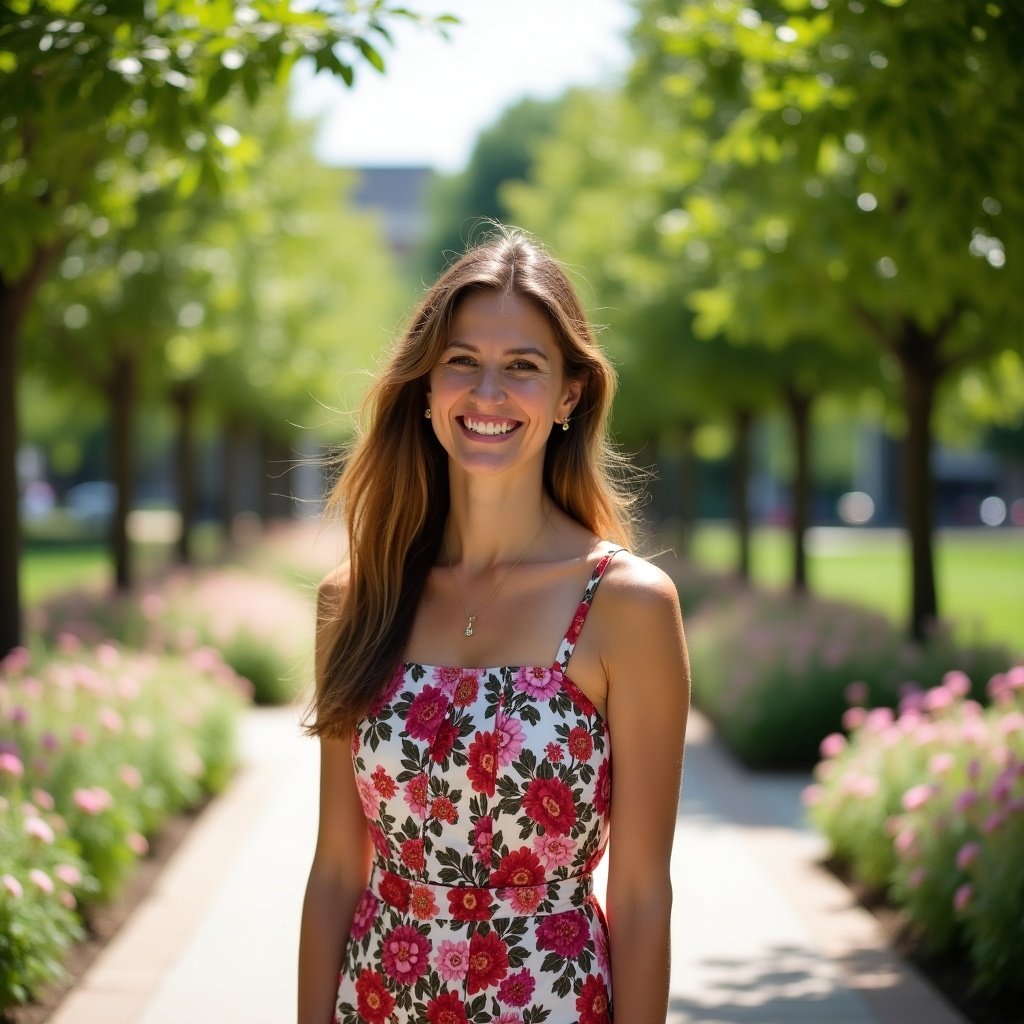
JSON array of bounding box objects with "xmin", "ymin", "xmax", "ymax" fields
[{"xmin": 47, "ymin": 701, "xmax": 966, "ymax": 1024}]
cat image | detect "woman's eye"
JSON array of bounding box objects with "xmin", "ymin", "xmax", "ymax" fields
[
  {"xmin": 510, "ymin": 360, "xmax": 539, "ymax": 372},
  {"xmin": 446, "ymin": 356, "xmax": 475, "ymax": 366}
]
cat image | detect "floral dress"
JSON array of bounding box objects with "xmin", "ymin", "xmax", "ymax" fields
[{"xmin": 335, "ymin": 548, "xmax": 622, "ymax": 1024}]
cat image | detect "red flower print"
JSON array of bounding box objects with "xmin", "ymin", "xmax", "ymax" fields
[
  {"xmin": 355, "ymin": 968, "xmax": 395, "ymax": 1024},
  {"xmin": 523, "ymin": 776, "xmax": 577, "ymax": 835},
  {"xmin": 429, "ymin": 718, "xmax": 458, "ymax": 763},
  {"xmin": 565, "ymin": 601, "xmax": 589, "ymax": 644},
  {"xmin": 403, "ymin": 772, "xmax": 429, "ymax": 816},
  {"xmin": 426, "ymin": 991, "xmax": 468, "ymax": 1024},
  {"xmin": 466, "ymin": 928, "xmax": 510, "ymax": 994},
  {"xmin": 536, "ymin": 909, "xmax": 589, "ymax": 959},
  {"xmin": 351, "ymin": 730, "xmax": 361, "ymax": 756},
  {"xmin": 371, "ymin": 764, "xmax": 396, "ymax": 798},
  {"xmin": 432, "ymin": 665, "xmax": 463, "ymax": 694},
  {"xmin": 406, "ymin": 685, "xmax": 449, "ymax": 742},
  {"xmin": 546, "ymin": 741, "xmax": 565, "ymax": 764},
  {"xmin": 490, "ymin": 847, "xmax": 545, "ymax": 888},
  {"xmin": 380, "ymin": 923, "xmax": 431, "ymax": 985},
  {"xmin": 370, "ymin": 664, "xmax": 404, "ymax": 715},
  {"xmin": 567, "ymin": 726, "xmax": 594, "ymax": 762},
  {"xmin": 467, "ymin": 730, "xmax": 499, "ymax": 796},
  {"xmin": 576, "ymin": 973, "xmax": 610, "ymax": 1024},
  {"xmin": 594, "ymin": 759, "xmax": 611, "ymax": 816},
  {"xmin": 430, "ymin": 794, "xmax": 459, "ymax": 824},
  {"xmin": 368, "ymin": 821, "xmax": 391, "ymax": 860},
  {"xmin": 447, "ymin": 886, "xmax": 493, "ymax": 921},
  {"xmin": 409, "ymin": 884, "xmax": 439, "ymax": 921},
  {"xmin": 498, "ymin": 967, "xmax": 536, "ymax": 1007},
  {"xmin": 452, "ymin": 671, "xmax": 480, "ymax": 707},
  {"xmin": 378, "ymin": 870, "xmax": 411, "ymax": 912},
  {"xmin": 349, "ymin": 889, "xmax": 379, "ymax": 941},
  {"xmin": 400, "ymin": 837, "xmax": 425, "ymax": 873},
  {"xmin": 472, "ymin": 815, "xmax": 493, "ymax": 865}
]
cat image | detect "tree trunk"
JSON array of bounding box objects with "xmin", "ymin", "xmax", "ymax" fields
[
  {"xmin": 896, "ymin": 326, "xmax": 940, "ymax": 640},
  {"xmin": 173, "ymin": 382, "xmax": 198, "ymax": 566},
  {"xmin": 733, "ymin": 407, "xmax": 753, "ymax": 583},
  {"xmin": 786, "ymin": 389, "xmax": 813, "ymax": 594},
  {"xmin": 678, "ymin": 419, "xmax": 698, "ymax": 559},
  {"xmin": 109, "ymin": 354, "xmax": 137, "ymax": 591},
  {"xmin": 220, "ymin": 416, "xmax": 243, "ymax": 548},
  {"xmin": 0, "ymin": 246, "xmax": 62, "ymax": 657}
]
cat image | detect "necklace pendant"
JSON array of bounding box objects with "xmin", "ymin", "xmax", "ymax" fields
[{"xmin": 464, "ymin": 617, "xmax": 476, "ymax": 638}]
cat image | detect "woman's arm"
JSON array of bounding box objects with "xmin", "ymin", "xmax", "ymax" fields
[
  {"xmin": 602, "ymin": 557, "xmax": 690, "ymax": 1022},
  {"xmin": 297, "ymin": 575, "xmax": 374, "ymax": 1024}
]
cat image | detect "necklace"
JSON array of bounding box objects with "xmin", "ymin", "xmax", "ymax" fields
[{"xmin": 447, "ymin": 506, "xmax": 551, "ymax": 638}]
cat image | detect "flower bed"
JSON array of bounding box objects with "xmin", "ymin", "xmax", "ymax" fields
[
  {"xmin": 685, "ymin": 589, "xmax": 1013, "ymax": 768},
  {"xmin": 805, "ymin": 666, "xmax": 1024, "ymax": 996},
  {"xmin": 0, "ymin": 642, "xmax": 249, "ymax": 1011}
]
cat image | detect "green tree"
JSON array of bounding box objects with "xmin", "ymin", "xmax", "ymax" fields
[
  {"xmin": 1, "ymin": 0, "xmax": 442, "ymax": 654},
  {"xmin": 631, "ymin": 0, "xmax": 1024, "ymax": 637}
]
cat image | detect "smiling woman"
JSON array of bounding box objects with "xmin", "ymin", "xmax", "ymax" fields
[{"xmin": 297, "ymin": 226, "xmax": 690, "ymax": 1024}]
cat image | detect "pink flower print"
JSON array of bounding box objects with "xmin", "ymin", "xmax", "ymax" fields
[
  {"xmin": 594, "ymin": 759, "xmax": 611, "ymax": 816},
  {"xmin": 536, "ymin": 909, "xmax": 589, "ymax": 958},
  {"xmin": 368, "ymin": 821, "xmax": 391, "ymax": 859},
  {"xmin": 403, "ymin": 773, "xmax": 430, "ymax": 817},
  {"xmin": 472, "ymin": 815, "xmax": 493, "ymax": 865},
  {"xmin": 498, "ymin": 968, "xmax": 536, "ymax": 1007},
  {"xmin": 435, "ymin": 938, "xmax": 471, "ymax": 983},
  {"xmin": 495, "ymin": 712, "xmax": 526, "ymax": 767},
  {"xmin": 381, "ymin": 924, "xmax": 431, "ymax": 984},
  {"xmin": 594, "ymin": 919, "xmax": 611, "ymax": 975},
  {"xmin": 431, "ymin": 666, "xmax": 463, "ymax": 696},
  {"xmin": 514, "ymin": 666, "xmax": 560, "ymax": 701},
  {"xmin": 356, "ymin": 776, "xmax": 378, "ymax": 818},
  {"xmin": 406, "ymin": 685, "xmax": 449, "ymax": 742},
  {"xmin": 493, "ymin": 1016, "xmax": 520, "ymax": 1024},
  {"xmin": 545, "ymin": 741, "xmax": 564, "ymax": 764},
  {"xmin": 350, "ymin": 889, "xmax": 379, "ymax": 940},
  {"xmin": 532, "ymin": 832, "xmax": 576, "ymax": 870},
  {"xmin": 502, "ymin": 884, "xmax": 544, "ymax": 915}
]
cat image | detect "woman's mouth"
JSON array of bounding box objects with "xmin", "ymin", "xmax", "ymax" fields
[{"xmin": 458, "ymin": 415, "xmax": 523, "ymax": 438}]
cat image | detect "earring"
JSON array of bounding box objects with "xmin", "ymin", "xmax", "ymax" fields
[
  {"xmin": 424, "ymin": 408, "xmax": 432, "ymax": 419},
  {"xmin": 562, "ymin": 417, "xmax": 570, "ymax": 432}
]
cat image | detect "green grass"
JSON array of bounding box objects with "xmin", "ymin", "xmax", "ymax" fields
[{"xmin": 688, "ymin": 523, "xmax": 1024, "ymax": 656}]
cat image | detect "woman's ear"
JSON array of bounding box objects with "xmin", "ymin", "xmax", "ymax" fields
[{"xmin": 561, "ymin": 378, "xmax": 583, "ymax": 420}]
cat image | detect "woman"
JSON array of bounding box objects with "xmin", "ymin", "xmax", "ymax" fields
[{"xmin": 298, "ymin": 228, "xmax": 689, "ymax": 1024}]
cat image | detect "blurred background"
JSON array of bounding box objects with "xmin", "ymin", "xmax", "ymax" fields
[{"xmin": 2, "ymin": 1, "xmax": 1023, "ymax": 1019}]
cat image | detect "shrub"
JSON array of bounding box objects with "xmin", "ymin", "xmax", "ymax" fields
[
  {"xmin": 806, "ymin": 666, "xmax": 1024, "ymax": 995},
  {"xmin": 0, "ymin": 642, "xmax": 248, "ymax": 1011},
  {"xmin": 686, "ymin": 589, "xmax": 1013, "ymax": 767}
]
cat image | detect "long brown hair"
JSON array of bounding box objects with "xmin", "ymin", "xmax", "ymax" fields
[{"xmin": 304, "ymin": 226, "xmax": 637, "ymax": 738}]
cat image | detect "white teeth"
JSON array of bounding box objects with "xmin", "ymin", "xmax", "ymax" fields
[{"xmin": 463, "ymin": 417, "xmax": 518, "ymax": 436}]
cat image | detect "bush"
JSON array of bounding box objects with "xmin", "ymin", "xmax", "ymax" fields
[
  {"xmin": 685, "ymin": 589, "xmax": 1013, "ymax": 767},
  {"xmin": 806, "ymin": 666, "xmax": 1024, "ymax": 996},
  {"xmin": 0, "ymin": 642, "xmax": 248, "ymax": 1011}
]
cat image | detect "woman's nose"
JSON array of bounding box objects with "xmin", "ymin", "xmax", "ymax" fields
[{"xmin": 471, "ymin": 366, "xmax": 505, "ymax": 401}]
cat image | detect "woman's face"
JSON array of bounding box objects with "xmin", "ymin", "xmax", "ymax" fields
[{"xmin": 427, "ymin": 289, "xmax": 580, "ymax": 482}]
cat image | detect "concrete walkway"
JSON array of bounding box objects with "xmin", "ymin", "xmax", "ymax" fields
[{"xmin": 48, "ymin": 704, "xmax": 966, "ymax": 1024}]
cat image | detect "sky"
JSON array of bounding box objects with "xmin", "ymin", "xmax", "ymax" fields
[{"xmin": 290, "ymin": 0, "xmax": 635, "ymax": 173}]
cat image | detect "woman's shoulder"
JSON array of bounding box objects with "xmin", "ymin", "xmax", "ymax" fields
[
  {"xmin": 600, "ymin": 547, "xmax": 680, "ymax": 610},
  {"xmin": 317, "ymin": 560, "xmax": 352, "ymax": 617}
]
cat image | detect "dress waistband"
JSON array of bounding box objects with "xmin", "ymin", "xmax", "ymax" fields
[{"xmin": 369, "ymin": 861, "xmax": 594, "ymax": 922}]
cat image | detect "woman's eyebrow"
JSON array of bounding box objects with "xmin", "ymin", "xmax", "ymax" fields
[{"xmin": 445, "ymin": 340, "xmax": 550, "ymax": 361}]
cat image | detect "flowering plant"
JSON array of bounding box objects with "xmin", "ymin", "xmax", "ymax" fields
[{"xmin": 806, "ymin": 666, "xmax": 1024, "ymax": 994}]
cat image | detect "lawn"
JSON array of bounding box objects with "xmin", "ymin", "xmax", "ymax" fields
[{"xmin": 688, "ymin": 523, "xmax": 1024, "ymax": 657}]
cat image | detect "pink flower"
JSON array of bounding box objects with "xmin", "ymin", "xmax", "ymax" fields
[
  {"xmin": 902, "ymin": 785, "xmax": 935, "ymax": 811},
  {"xmin": 99, "ymin": 708, "xmax": 124, "ymax": 733},
  {"xmin": 59, "ymin": 890, "xmax": 77, "ymax": 910},
  {"xmin": 0, "ymin": 752, "xmax": 23, "ymax": 777},
  {"xmin": 956, "ymin": 842, "xmax": 981, "ymax": 871},
  {"xmin": 498, "ymin": 968, "xmax": 536, "ymax": 1007},
  {"xmin": 865, "ymin": 707, "xmax": 894, "ymax": 731},
  {"xmin": 929, "ymin": 753, "xmax": 955, "ymax": 775},
  {"xmin": 924, "ymin": 686, "xmax": 955, "ymax": 712},
  {"xmin": 532, "ymin": 831, "xmax": 576, "ymax": 869},
  {"xmin": 32, "ymin": 788, "xmax": 55, "ymax": 810},
  {"xmin": 405, "ymin": 686, "xmax": 449, "ymax": 743},
  {"xmin": 942, "ymin": 671, "xmax": 971, "ymax": 698},
  {"xmin": 472, "ymin": 815, "xmax": 493, "ymax": 865},
  {"xmin": 55, "ymin": 864, "xmax": 82, "ymax": 887},
  {"xmin": 403, "ymin": 773, "xmax": 429, "ymax": 817},
  {"xmin": 954, "ymin": 883, "xmax": 973, "ymax": 912},
  {"xmin": 29, "ymin": 868, "xmax": 54, "ymax": 894},
  {"xmin": 801, "ymin": 784, "xmax": 823, "ymax": 807},
  {"xmin": 380, "ymin": 924, "xmax": 431, "ymax": 984},
  {"xmin": 25, "ymin": 817, "xmax": 54, "ymax": 844},
  {"xmin": 434, "ymin": 938, "xmax": 471, "ymax": 983},
  {"xmin": 844, "ymin": 681, "xmax": 869, "ymax": 707},
  {"xmin": 73, "ymin": 787, "xmax": 113, "ymax": 816},
  {"xmin": 356, "ymin": 776, "xmax": 377, "ymax": 817},
  {"xmin": 8, "ymin": 705, "xmax": 29, "ymax": 726},
  {"xmin": 536, "ymin": 909, "xmax": 589, "ymax": 958},
  {"xmin": 350, "ymin": 889, "xmax": 379, "ymax": 940},
  {"xmin": 69, "ymin": 725, "xmax": 90, "ymax": 746},
  {"xmin": 983, "ymin": 812, "xmax": 1006, "ymax": 834},
  {"xmin": 841, "ymin": 707, "xmax": 866, "ymax": 731},
  {"xmin": 1, "ymin": 874, "xmax": 23, "ymax": 898},
  {"xmin": 127, "ymin": 832, "xmax": 149, "ymax": 856},
  {"xmin": 514, "ymin": 666, "xmax": 560, "ymax": 701},
  {"xmin": 906, "ymin": 867, "xmax": 926, "ymax": 890},
  {"xmin": 819, "ymin": 733, "xmax": 846, "ymax": 759},
  {"xmin": 999, "ymin": 712, "xmax": 1024, "ymax": 736},
  {"xmin": 495, "ymin": 712, "xmax": 526, "ymax": 767},
  {"xmin": 894, "ymin": 828, "xmax": 918, "ymax": 856},
  {"xmin": 119, "ymin": 765, "xmax": 142, "ymax": 790}
]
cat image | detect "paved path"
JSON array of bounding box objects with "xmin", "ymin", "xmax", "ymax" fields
[{"xmin": 48, "ymin": 704, "xmax": 966, "ymax": 1024}]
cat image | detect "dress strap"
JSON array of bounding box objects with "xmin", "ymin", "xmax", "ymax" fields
[{"xmin": 553, "ymin": 545, "xmax": 624, "ymax": 675}]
